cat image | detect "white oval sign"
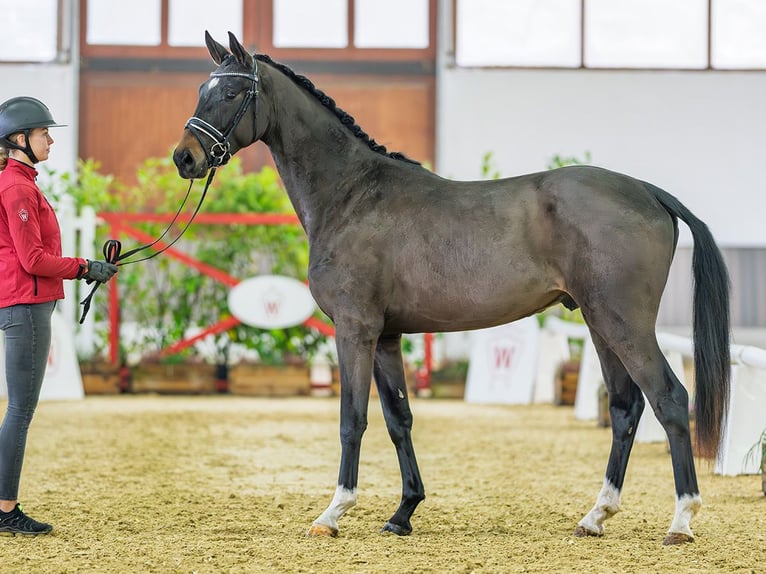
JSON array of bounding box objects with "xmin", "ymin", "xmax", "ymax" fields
[{"xmin": 228, "ymin": 275, "xmax": 316, "ymax": 329}]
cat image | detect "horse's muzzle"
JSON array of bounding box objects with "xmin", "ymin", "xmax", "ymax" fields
[{"xmin": 173, "ymin": 146, "xmax": 207, "ymax": 180}]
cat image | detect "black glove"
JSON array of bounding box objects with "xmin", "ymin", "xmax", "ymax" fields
[{"xmin": 81, "ymin": 259, "xmax": 118, "ymax": 284}]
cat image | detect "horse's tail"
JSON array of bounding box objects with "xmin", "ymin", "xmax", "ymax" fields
[{"xmin": 643, "ymin": 181, "xmax": 731, "ymax": 460}]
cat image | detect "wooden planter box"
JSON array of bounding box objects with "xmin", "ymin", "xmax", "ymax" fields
[
  {"xmin": 429, "ymin": 362, "xmax": 468, "ymax": 399},
  {"xmin": 401, "ymin": 364, "xmax": 467, "ymax": 400},
  {"xmin": 229, "ymin": 364, "xmax": 310, "ymax": 396},
  {"xmin": 555, "ymin": 360, "xmax": 580, "ymax": 405},
  {"xmin": 130, "ymin": 362, "xmax": 215, "ymax": 394},
  {"xmin": 430, "ymin": 380, "xmax": 466, "ymax": 399},
  {"xmin": 80, "ymin": 361, "xmax": 121, "ymax": 395}
]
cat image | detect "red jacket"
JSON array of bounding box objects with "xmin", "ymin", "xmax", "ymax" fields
[{"xmin": 0, "ymin": 158, "xmax": 86, "ymax": 308}]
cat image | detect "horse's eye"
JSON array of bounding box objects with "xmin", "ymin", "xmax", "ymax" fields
[{"xmin": 225, "ymin": 90, "xmax": 237, "ymax": 100}]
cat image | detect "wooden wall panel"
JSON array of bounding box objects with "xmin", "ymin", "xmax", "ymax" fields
[
  {"xmin": 80, "ymin": 72, "xmax": 263, "ymax": 183},
  {"xmin": 79, "ymin": 71, "xmax": 434, "ymax": 184},
  {"xmin": 308, "ymin": 75, "xmax": 435, "ymax": 167}
]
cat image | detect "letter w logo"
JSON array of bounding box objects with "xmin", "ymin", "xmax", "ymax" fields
[
  {"xmin": 492, "ymin": 344, "xmax": 516, "ymax": 371},
  {"xmin": 264, "ymin": 299, "xmax": 280, "ymax": 317}
]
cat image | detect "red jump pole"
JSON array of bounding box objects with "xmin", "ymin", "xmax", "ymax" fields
[{"xmin": 416, "ymin": 332, "xmax": 434, "ymax": 397}]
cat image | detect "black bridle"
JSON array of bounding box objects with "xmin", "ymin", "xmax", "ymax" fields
[
  {"xmin": 79, "ymin": 58, "xmax": 260, "ymax": 324},
  {"xmin": 185, "ymin": 58, "xmax": 260, "ymax": 168}
]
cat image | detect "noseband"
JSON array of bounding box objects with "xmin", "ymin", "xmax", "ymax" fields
[{"xmin": 185, "ymin": 59, "xmax": 259, "ymax": 167}]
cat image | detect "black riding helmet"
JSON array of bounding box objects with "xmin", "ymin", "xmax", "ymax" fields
[{"xmin": 0, "ymin": 96, "xmax": 66, "ymax": 164}]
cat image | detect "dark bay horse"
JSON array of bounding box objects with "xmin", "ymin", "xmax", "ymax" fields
[{"xmin": 173, "ymin": 32, "xmax": 730, "ymax": 546}]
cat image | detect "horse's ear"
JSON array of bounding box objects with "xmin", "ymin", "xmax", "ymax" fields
[
  {"xmin": 228, "ymin": 31, "xmax": 254, "ymax": 69},
  {"xmin": 205, "ymin": 31, "xmax": 229, "ymax": 65}
]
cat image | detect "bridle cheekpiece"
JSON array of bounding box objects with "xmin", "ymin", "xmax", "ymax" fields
[{"xmin": 185, "ymin": 58, "xmax": 259, "ymax": 168}]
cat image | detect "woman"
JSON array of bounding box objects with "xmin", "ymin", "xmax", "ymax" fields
[{"xmin": 0, "ymin": 96, "xmax": 117, "ymax": 536}]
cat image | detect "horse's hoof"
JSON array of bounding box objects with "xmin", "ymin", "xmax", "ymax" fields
[
  {"xmin": 381, "ymin": 521, "xmax": 412, "ymax": 536},
  {"xmin": 573, "ymin": 525, "xmax": 602, "ymax": 538},
  {"xmin": 663, "ymin": 532, "xmax": 694, "ymax": 545},
  {"xmin": 306, "ymin": 523, "xmax": 338, "ymax": 538}
]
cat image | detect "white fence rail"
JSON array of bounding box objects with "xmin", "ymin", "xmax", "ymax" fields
[{"xmin": 58, "ymin": 195, "xmax": 97, "ymax": 357}]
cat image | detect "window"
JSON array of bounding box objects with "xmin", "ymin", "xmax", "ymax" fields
[
  {"xmin": 456, "ymin": 0, "xmax": 580, "ymax": 67},
  {"xmin": 273, "ymin": 0, "xmax": 348, "ymax": 48},
  {"xmin": 85, "ymin": 0, "xmax": 243, "ymax": 49},
  {"xmin": 81, "ymin": 0, "xmax": 434, "ymax": 61},
  {"xmin": 584, "ymin": 0, "xmax": 707, "ymax": 69},
  {"xmin": 168, "ymin": 0, "xmax": 244, "ymax": 47},
  {"xmin": 86, "ymin": 0, "xmax": 161, "ymax": 46},
  {"xmin": 456, "ymin": 0, "xmax": 766, "ymax": 70},
  {"xmin": 0, "ymin": 0, "xmax": 61, "ymax": 62},
  {"xmin": 712, "ymin": 0, "xmax": 766, "ymax": 69},
  {"xmin": 354, "ymin": 0, "xmax": 430, "ymax": 49},
  {"xmin": 272, "ymin": 0, "xmax": 430, "ymax": 50}
]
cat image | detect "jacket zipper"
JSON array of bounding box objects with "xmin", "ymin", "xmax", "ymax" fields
[{"xmin": 34, "ymin": 276, "xmax": 38, "ymax": 296}]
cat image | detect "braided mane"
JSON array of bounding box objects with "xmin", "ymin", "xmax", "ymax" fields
[{"xmin": 255, "ymin": 54, "xmax": 420, "ymax": 166}]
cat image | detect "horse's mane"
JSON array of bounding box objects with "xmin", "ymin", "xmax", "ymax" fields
[{"xmin": 255, "ymin": 54, "xmax": 420, "ymax": 166}]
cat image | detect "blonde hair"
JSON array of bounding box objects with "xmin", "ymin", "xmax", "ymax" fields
[{"xmin": 0, "ymin": 146, "xmax": 7, "ymax": 171}]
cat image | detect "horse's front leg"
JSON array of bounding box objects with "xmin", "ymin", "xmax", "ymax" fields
[
  {"xmin": 307, "ymin": 327, "xmax": 377, "ymax": 537},
  {"xmin": 373, "ymin": 334, "xmax": 425, "ymax": 536}
]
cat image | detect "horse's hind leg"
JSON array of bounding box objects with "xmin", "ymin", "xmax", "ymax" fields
[
  {"xmin": 583, "ymin": 315, "xmax": 700, "ymax": 544},
  {"xmin": 632, "ymin": 349, "xmax": 701, "ymax": 545},
  {"xmin": 372, "ymin": 334, "xmax": 425, "ymax": 535},
  {"xmin": 575, "ymin": 329, "xmax": 645, "ymax": 538}
]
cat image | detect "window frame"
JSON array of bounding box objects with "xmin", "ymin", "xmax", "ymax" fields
[
  {"xmin": 452, "ymin": 0, "xmax": 766, "ymax": 72},
  {"xmin": 80, "ymin": 0, "xmax": 436, "ymax": 62}
]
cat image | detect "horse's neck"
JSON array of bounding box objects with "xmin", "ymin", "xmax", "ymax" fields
[{"xmin": 260, "ymin": 69, "xmax": 379, "ymax": 239}]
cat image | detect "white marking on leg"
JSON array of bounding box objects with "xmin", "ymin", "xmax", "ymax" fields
[
  {"xmin": 313, "ymin": 486, "xmax": 358, "ymax": 532},
  {"xmin": 668, "ymin": 493, "xmax": 701, "ymax": 538},
  {"xmin": 577, "ymin": 480, "xmax": 621, "ymax": 535}
]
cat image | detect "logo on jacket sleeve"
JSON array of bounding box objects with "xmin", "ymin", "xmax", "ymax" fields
[{"xmin": 17, "ymin": 208, "xmax": 29, "ymax": 222}]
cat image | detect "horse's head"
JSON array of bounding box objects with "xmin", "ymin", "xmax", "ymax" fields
[{"xmin": 173, "ymin": 31, "xmax": 261, "ymax": 179}]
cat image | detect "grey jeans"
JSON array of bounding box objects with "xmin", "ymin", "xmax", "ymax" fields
[{"xmin": 0, "ymin": 301, "xmax": 56, "ymax": 500}]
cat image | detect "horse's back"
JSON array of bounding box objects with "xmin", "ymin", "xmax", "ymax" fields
[
  {"xmin": 403, "ymin": 164, "xmax": 672, "ymax": 226},
  {"xmin": 413, "ymin": 164, "xmax": 677, "ymax": 271}
]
